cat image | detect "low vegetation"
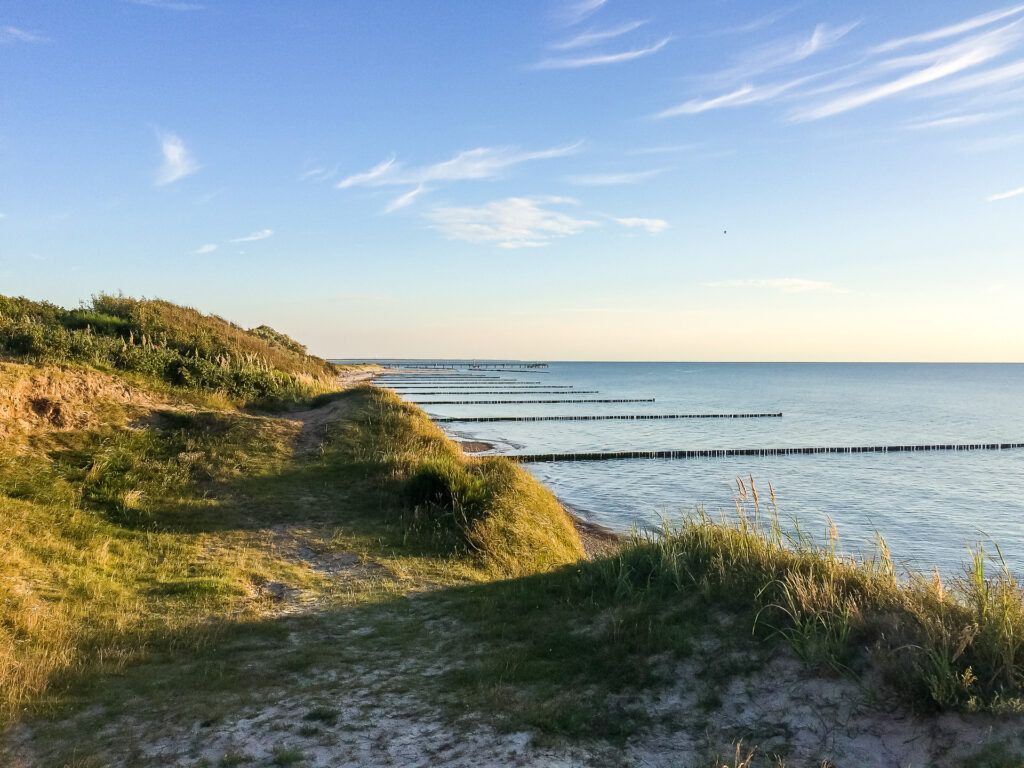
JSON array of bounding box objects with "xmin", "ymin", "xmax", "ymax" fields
[
  {"xmin": 0, "ymin": 294, "xmax": 336, "ymax": 406},
  {"xmin": 338, "ymin": 385, "xmax": 584, "ymax": 576},
  {"xmin": 2, "ymin": 293, "xmax": 1023, "ymax": 765}
]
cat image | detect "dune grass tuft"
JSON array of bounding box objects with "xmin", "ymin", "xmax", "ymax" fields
[
  {"xmin": 589, "ymin": 485, "xmax": 1024, "ymax": 713},
  {"xmin": 334, "ymin": 385, "xmax": 585, "ymax": 576},
  {"xmin": 0, "ymin": 293, "xmax": 337, "ymax": 406}
]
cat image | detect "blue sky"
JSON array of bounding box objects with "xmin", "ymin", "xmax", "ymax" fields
[{"xmin": 2, "ymin": 0, "xmax": 1023, "ymax": 360}]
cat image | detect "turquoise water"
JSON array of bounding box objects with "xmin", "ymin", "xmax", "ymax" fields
[{"xmin": 403, "ymin": 363, "xmax": 1024, "ymax": 575}]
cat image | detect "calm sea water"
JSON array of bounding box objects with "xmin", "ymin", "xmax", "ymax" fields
[{"xmin": 405, "ymin": 363, "xmax": 1024, "ymax": 576}]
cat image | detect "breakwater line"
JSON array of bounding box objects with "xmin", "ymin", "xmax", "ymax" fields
[
  {"xmin": 413, "ymin": 398, "xmax": 657, "ymax": 405},
  {"xmin": 514, "ymin": 442, "xmax": 1024, "ymax": 463},
  {"xmin": 385, "ymin": 384, "xmax": 574, "ymax": 388},
  {"xmin": 375, "ymin": 377, "xmax": 507, "ymax": 381},
  {"xmin": 398, "ymin": 390, "xmax": 600, "ymax": 395},
  {"xmin": 385, "ymin": 386, "xmax": 573, "ymax": 391},
  {"xmin": 434, "ymin": 412, "xmax": 783, "ymax": 423}
]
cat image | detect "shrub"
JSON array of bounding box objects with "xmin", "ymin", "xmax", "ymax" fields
[
  {"xmin": 404, "ymin": 457, "xmax": 491, "ymax": 552},
  {"xmin": 0, "ymin": 293, "xmax": 337, "ymax": 406}
]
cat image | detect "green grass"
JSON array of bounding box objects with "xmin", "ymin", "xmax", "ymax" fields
[
  {"xmin": 0, "ymin": 372, "xmax": 583, "ymax": 729},
  {"xmin": 5, "ymin": 294, "xmax": 1024, "ymax": 764},
  {"xmin": 334, "ymin": 385, "xmax": 585, "ymax": 576},
  {"xmin": 0, "ymin": 293, "xmax": 337, "ymax": 406}
]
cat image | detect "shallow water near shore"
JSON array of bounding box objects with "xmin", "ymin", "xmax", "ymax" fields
[{"xmin": 409, "ymin": 362, "xmax": 1024, "ymax": 576}]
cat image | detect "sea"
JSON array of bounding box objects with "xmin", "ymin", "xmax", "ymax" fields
[{"xmin": 371, "ymin": 362, "xmax": 1024, "ymax": 577}]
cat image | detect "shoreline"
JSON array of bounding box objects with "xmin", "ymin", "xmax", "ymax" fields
[{"xmin": 561, "ymin": 500, "xmax": 622, "ymax": 558}]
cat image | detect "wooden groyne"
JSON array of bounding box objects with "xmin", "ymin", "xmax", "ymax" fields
[
  {"xmin": 375, "ymin": 376, "xmax": 505, "ymax": 381},
  {"xmin": 385, "ymin": 385, "xmax": 577, "ymax": 391},
  {"xmin": 413, "ymin": 398, "xmax": 657, "ymax": 405},
  {"xmin": 514, "ymin": 442, "xmax": 1024, "ymax": 463},
  {"xmin": 385, "ymin": 386, "xmax": 571, "ymax": 391},
  {"xmin": 375, "ymin": 362, "xmax": 549, "ymax": 370},
  {"xmin": 397, "ymin": 390, "xmax": 599, "ymax": 395},
  {"xmin": 434, "ymin": 413, "xmax": 783, "ymax": 423}
]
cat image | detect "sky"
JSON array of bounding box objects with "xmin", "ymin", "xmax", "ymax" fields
[{"xmin": 2, "ymin": 0, "xmax": 1023, "ymax": 361}]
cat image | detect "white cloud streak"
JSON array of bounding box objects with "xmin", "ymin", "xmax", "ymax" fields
[
  {"xmin": 656, "ymin": 8, "xmax": 1024, "ymax": 125},
  {"xmin": 657, "ymin": 78, "xmax": 811, "ymax": 118},
  {"xmin": 614, "ymin": 217, "xmax": 670, "ymax": 234},
  {"xmin": 567, "ymin": 168, "xmax": 665, "ymax": 186},
  {"xmin": 703, "ymin": 22, "xmax": 859, "ymax": 87},
  {"xmin": 534, "ymin": 36, "xmax": 671, "ymax": 69},
  {"xmin": 336, "ymin": 143, "xmax": 581, "ymax": 212},
  {"xmin": 561, "ymin": 0, "xmax": 607, "ymax": 26},
  {"xmin": 716, "ymin": 7, "xmax": 799, "ymax": 36},
  {"xmin": 704, "ymin": 278, "xmax": 839, "ymax": 293},
  {"xmin": 550, "ymin": 20, "xmax": 648, "ymax": 50},
  {"xmin": 300, "ymin": 165, "xmax": 337, "ymax": 183},
  {"xmin": 987, "ymin": 185, "xmax": 1024, "ymax": 201},
  {"xmin": 1, "ymin": 25, "xmax": 48, "ymax": 44},
  {"xmin": 927, "ymin": 56, "xmax": 1024, "ymax": 95},
  {"xmin": 193, "ymin": 244, "xmax": 217, "ymax": 254},
  {"xmin": 791, "ymin": 23, "xmax": 1023, "ymax": 121},
  {"xmin": 155, "ymin": 131, "xmax": 199, "ymax": 186},
  {"xmin": 426, "ymin": 196, "xmax": 595, "ymax": 248},
  {"xmin": 335, "ymin": 157, "xmax": 396, "ymax": 189},
  {"xmin": 231, "ymin": 229, "xmax": 274, "ymax": 242},
  {"xmin": 384, "ymin": 184, "xmax": 427, "ymax": 213},
  {"xmin": 905, "ymin": 111, "xmax": 1005, "ymax": 129},
  {"xmin": 874, "ymin": 3, "xmax": 1024, "ymax": 52},
  {"xmin": 337, "ymin": 144, "xmax": 579, "ymax": 189}
]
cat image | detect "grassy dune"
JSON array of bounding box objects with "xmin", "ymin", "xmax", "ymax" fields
[
  {"xmin": 2, "ymin": 293, "xmax": 1024, "ymax": 765},
  {"xmin": 0, "ymin": 295, "xmax": 336, "ymax": 406}
]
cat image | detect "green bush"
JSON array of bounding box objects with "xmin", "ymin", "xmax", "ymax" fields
[
  {"xmin": 0, "ymin": 293, "xmax": 336, "ymax": 406},
  {"xmin": 404, "ymin": 457, "xmax": 491, "ymax": 552}
]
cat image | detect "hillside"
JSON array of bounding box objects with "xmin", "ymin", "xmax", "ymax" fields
[
  {"xmin": 1, "ymin": 295, "xmax": 1023, "ymax": 767},
  {"xmin": 0, "ymin": 295, "xmax": 336, "ymax": 406}
]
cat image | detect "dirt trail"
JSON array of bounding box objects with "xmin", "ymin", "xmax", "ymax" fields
[{"xmin": 287, "ymin": 369, "xmax": 376, "ymax": 453}]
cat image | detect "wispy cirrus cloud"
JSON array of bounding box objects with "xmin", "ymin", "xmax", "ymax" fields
[
  {"xmin": 193, "ymin": 243, "xmax": 217, "ymax": 254},
  {"xmin": 299, "ymin": 164, "xmax": 337, "ymax": 183},
  {"xmin": 426, "ymin": 196, "xmax": 596, "ymax": 249},
  {"xmin": 791, "ymin": 21, "xmax": 1024, "ymax": 121},
  {"xmin": 874, "ymin": 3, "xmax": 1024, "ymax": 52},
  {"xmin": 924, "ymin": 56, "xmax": 1024, "ymax": 97},
  {"xmin": 715, "ymin": 7, "xmax": 800, "ymax": 36},
  {"xmin": 1, "ymin": 25, "xmax": 48, "ymax": 44},
  {"xmin": 550, "ymin": 20, "xmax": 648, "ymax": 50},
  {"xmin": 567, "ymin": 168, "xmax": 666, "ymax": 186},
  {"xmin": 657, "ymin": 6, "xmax": 1024, "ymax": 126},
  {"xmin": 704, "ymin": 278, "xmax": 840, "ymax": 293},
  {"xmin": 987, "ymin": 185, "xmax": 1024, "ymax": 201},
  {"xmin": 336, "ymin": 143, "xmax": 581, "ymax": 211},
  {"xmin": 231, "ymin": 229, "xmax": 274, "ymax": 242},
  {"xmin": 904, "ymin": 111, "xmax": 1008, "ymax": 129},
  {"xmin": 337, "ymin": 145, "xmax": 579, "ymax": 188},
  {"xmin": 656, "ymin": 77, "xmax": 813, "ymax": 117},
  {"xmin": 613, "ymin": 217, "xmax": 670, "ymax": 234},
  {"xmin": 336, "ymin": 157, "xmax": 397, "ymax": 189},
  {"xmin": 384, "ymin": 184, "xmax": 427, "ymax": 213},
  {"xmin": 706, "ymin": 22, "xmax": 859, "ymax": 85},
  {"xmin": 534, "ymin": 37, "xmax": 671, "ymax": 69},
  {"xmin": 155, "ymin": 131, "xmax": 199, "ymax": 186},
  {"xmin": 559, "ymin": 0, "xmax": 607, "ymax": 27}
]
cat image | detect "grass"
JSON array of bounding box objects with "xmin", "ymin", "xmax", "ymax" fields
[
  {"xmin": 0, "ymin": 293, "xmax": 337, "ymax": 406},
  {"xmin": 335, "ymin": 385, "xmax": 584, "ymax": 576},
  {"xmin": 3, "ymin": 294, "xmax": 1024, "ymax": 764},
  {"xmin": 0, "ymin": 373, "xmax": 581, "ymax": 728}
]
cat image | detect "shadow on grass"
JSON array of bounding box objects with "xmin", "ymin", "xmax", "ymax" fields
[{"xmin": 38, "ymin": 549, "xmax": 771, "ymax": 757}]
